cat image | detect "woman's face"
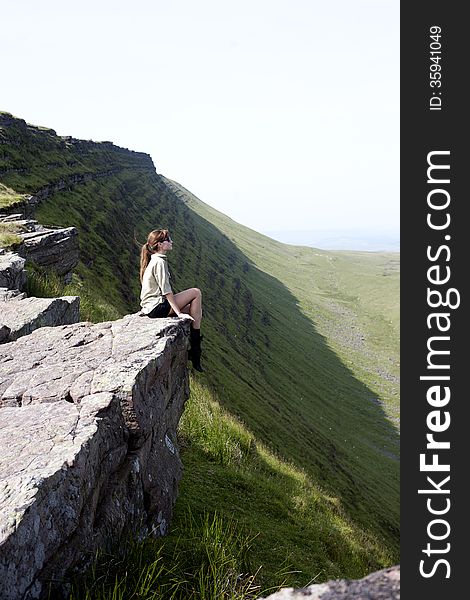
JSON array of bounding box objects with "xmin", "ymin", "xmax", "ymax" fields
[{"xmin": 160, "ymin": 235, "xmax": 173, "ymax": 252}]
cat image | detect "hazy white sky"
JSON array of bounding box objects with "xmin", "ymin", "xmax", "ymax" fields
[{"xmin": 2, "ymin": 0, "xmax": 399, "ymax": 236}]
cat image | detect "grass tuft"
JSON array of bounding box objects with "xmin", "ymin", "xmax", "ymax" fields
[
  {"xmin": 0, "ymin": 182, "xmax": 25, "ymax": 208},
  {"xmin": 0, "ymin": 222, "xmax": 23, "ymax": 249},
  {"xmin": 179, "ymin": 377, "xmax": 255, "ymax": 468},
  {"xmin": 25, "ymin": 265, "xmax": 121, "ymax": 323},
  {"xmin": 69, "ymin": 511, "xmax": 276, "ymax": 600}
]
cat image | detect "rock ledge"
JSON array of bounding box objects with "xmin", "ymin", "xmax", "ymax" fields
[
  {"xmin": 261, "ymin": 565, "xmax": 400, "ymax": 600},
  {"xmin": 0, "ymin": 314, "xmax": 190, "ymax": 600}
]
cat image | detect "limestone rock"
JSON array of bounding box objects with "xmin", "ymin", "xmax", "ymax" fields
[
  {"xmin": 0, "ymin": 314, "xmax": 190, "ymax": 599},
  {"xmin": 0, "ymin": 324, "xmax": 10, "ymax": 343},
  {"xmin": 19, "ymin": 226, "xmax": 79, "ymax": 279},
  {"xmin": 1, "ymin": 212, "xmax": 78, "ymax": 285},
  {"xmin": 0, "ymin": 288, "xmax": 26, "ymax": 301},
  {"xmin": 0, "ymin": 213, "xmax": 38, "ymax": 232},
  {"xmin": 0, "ymin": 295, "xmax": 80, "ymax": 342},
  {"xmin": 0, "ymin": 252, "xmax": 27, "ymax": 291},
  {"xmin": 261, "ymin": 565, "xmax": 400, "ymax": 599}
]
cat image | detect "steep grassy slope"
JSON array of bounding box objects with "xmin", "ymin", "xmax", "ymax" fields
[
  {"xmin": 0, "ymin": 112, "xmax": 399, "ymax": 586},
  {"xmin": 163, "ymin": 179, "xmax": 400, "ymax": 574},
  {"xmin": 165, "ymin": 178, "xmax": 399, "ymax": 426}
]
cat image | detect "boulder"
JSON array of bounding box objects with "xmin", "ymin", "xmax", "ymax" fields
[
  {"xmin": 0, "ymin": 288, "xmax": 26, "ymax": 301},
  {"xmin": 261, "ymin": 565, "xmax": 400, "ymax": 600},
  {"xmin": 19, "ymin": 227, "xmax": 79, "ymax": 280},
  {"xmin": 0, "ymin": 295, "xmax": 80, "ymax": 342},
  {"xmin": 1, "ymin": 213, "xmax": 78, "ymax": 282},
  {"xmin": 0, "ymin": 324, "xmax": 10, "ymax": 343},
  {"xmin": 0, "ymin": 252, "xmax": 27, "ymax": 291},
  {"xmin": 0, "ymin": 314, "xmax": 190, "ymax": 600}
]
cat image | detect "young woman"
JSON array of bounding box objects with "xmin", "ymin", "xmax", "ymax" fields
[{"xmin": 140, "ymin": 229, "xmax": 204, "ymax": 372}]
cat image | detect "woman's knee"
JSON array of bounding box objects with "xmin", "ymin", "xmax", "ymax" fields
[{"xmin": 192, "ymin": 287, "xmax": 202, "ymax": 299}]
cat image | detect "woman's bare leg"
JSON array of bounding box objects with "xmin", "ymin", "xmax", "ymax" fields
[{"xmin": 168, "ymin": 288, "xmax": 202, "ymax": 328}]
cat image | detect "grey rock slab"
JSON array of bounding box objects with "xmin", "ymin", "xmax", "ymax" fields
[
  {"xmin": 0, "ymin": 213, "xmax": 25, "ymax": 222},
  {"xmin": 0, "ymin": 288, "xmax": 26, "ymax": 301},
  {"xmin": 0, "ymin": 215, "xmax": 39, "ymax": 232},
  {"xmin": 0, "ymin": 252, "xmax": 27, "ymax": 291},
  {"xmin": 19, "ymin": 227, "xmax": 79, "ymax": 277},
  {"xmin": 0, "ymin": 393, "xmax": 125, "ymax": 600},
  {"xmin": 0, "ymin": 314, "xmax": 190, "ymax": 599},
  {"xmin": 0, "ymin": 325, "xmax": 10, "ymax": 343},
  {"xmin": 0, "ymin": 296, "xmax": 80, "ymax": 343},
  {"xmin": 261, "ymin": 565, "xmax": 400, "ymax": 600}
]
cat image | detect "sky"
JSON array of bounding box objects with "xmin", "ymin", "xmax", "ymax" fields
[{"xmin": 1, "ymin": 0, "xmax": 399, "ymax": 242}]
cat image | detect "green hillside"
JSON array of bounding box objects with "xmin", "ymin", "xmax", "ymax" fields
[{"xmin": 0, "ymin": 112, "xmax": 399, "ymax": 590}]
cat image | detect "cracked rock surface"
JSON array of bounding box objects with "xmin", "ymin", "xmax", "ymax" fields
[
  {"xmin": 19, "ymin": 226, "xmax": 79, "ymax": 279},
  {"xmin": 0, "ymin": 295, "xmax": 80, "ymax": 343},
  {"xmin": 261, "ymin": 565, "xmax": 400, "ymax": 600},
  {"xmin": 1, "ymin": 212, "xmax": 79, "ymax": 282},
  {"xmin": 0, "ymin": 314, "xmax": 190, "ymax": 600}
]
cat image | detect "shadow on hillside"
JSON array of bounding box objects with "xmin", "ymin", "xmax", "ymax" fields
[{"xmin": 160, "ymin": 184, "xmax": 400, "ymax": 550}]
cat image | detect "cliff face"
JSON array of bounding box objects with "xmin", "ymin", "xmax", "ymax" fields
[
  {"xmin": 0, "ymin": 112, "xmax": 155, "ymax": 193},
  {"xmin": 0, "ymin": 315, "xmax": 190, "ymax": 600},
  {"xmin": 0, "ymin": 211, "xmax": 79, "ymax": 282}
]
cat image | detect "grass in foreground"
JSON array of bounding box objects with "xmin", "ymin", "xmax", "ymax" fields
[{"xmin": 69, "ymin": 512, "xmax": 282, "ymax": 600}]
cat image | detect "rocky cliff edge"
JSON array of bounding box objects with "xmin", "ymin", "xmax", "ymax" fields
[{"xmin": 0, "ymin": 314, "xmax": 190, "ymax": 600}]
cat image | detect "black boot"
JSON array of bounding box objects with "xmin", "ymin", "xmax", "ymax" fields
[{"xmin": 189, "ymin": 328, "xmax": 204, "ymax": 372}]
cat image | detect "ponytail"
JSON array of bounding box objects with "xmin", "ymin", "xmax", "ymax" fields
[{"xmin": 140, "ymin": 244, "xmax": 152, "ymax": 281}]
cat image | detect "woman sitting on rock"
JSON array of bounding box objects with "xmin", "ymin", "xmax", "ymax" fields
[{"xmin": 140, "ymin": 228, "xmax": 204, "ymax": 372}]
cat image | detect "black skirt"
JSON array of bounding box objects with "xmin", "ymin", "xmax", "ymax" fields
[{"xmin": 147, "ymin": 299, "xmax": 171, "ymax": 318}]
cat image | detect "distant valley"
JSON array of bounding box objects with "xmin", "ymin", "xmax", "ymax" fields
[{"xmin": 263, "ymin": 229, "xmax": 400, "ymax": 252}]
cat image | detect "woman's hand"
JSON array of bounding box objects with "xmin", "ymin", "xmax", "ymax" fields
[{"xmin": 178, "ymin": 313, "xmax": 194, "ymax": 321}]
